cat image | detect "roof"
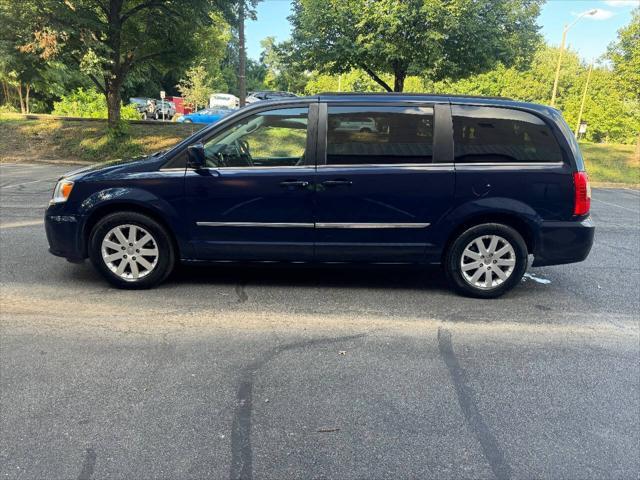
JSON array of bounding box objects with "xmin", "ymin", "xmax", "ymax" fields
[{"xmin": 234, "ymin": 92, "xmax": 558, "ymax": 118}]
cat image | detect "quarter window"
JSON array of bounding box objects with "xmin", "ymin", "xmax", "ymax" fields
[
  {"xmin": 326, "ymin": 106, "xmax": 435, "ymax": 165},
  {"xmin": 452, "ymin": 106, "xmax": 563, "ymax": 163},
  {"xmin": 202, "ymin": 107, "xmax": 308, "ymax": 168}
]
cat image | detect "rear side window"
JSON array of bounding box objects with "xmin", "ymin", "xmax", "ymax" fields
[
  {"xmin": 452, "ymin": 105, "xmax": 563, "ymax": 163},
  {"xmin": 326, "ymin": 105, "xmax": 434, "ymax": 165}
]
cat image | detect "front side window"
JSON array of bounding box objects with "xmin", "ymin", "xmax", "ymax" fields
[
  {"xmin": 452, "ymin": 105, "xmax": 563, "ymax": 163},
  {"xmin": 326, "ymin": 106, "xmax": 434, "ymax": 165},
  {"xmin": 202, "ymin": 107, "xmax": 308, "ymax": 168}
]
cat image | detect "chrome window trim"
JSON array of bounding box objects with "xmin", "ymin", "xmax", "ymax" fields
[
  {"xmin": 187, "ymin": 165, "xmax": 314, "ymax": 172},
  {"xmin": 318, "ymin": 163, "xmax": 454, "ymax": 169},
  {"xmin": 196, "ymin": 222, "xmax": 430, "ymax": 229},
  {"xmin": 455, "ymin": 161, "xmax": 565, "ymax": 168}
]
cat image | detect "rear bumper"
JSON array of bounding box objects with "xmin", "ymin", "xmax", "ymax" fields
[
  {"xmin": 44, "ymin": 211, "xmax": 85, "ymax": 261},
  {"xmin": 532, "ymin": 217, "xmax": 594, "ymax": 267}
]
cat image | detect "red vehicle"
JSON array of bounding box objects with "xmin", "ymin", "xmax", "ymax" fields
[{"xmin": 166, "ymin": 96, "xmax": 193, "ymax": 115}]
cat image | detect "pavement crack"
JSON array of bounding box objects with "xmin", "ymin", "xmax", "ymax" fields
[
  {"xmin": 235, "ymin": 281, "xmax": 248, "ymax": 303},
  {"xmin": 437, "ymin": 327, "xmax": 512, "ymax": 480},
  {"xmin": 77, "ymin": 447, "xmax": 96, "ymax": 480},
  {"xmin": 230, "ymin": 332, "xmax": 369, "ymax": 480}
]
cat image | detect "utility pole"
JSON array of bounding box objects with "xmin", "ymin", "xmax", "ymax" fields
[
  {"xmin": 550, "ymin": 9, "xmax": 598, "ymax": 107},
  {"xmin": 575, "ymin": 63, "xmax": 593, "ymax": 139},
  {"xmin": 238, "ymin": 0, "xmax": 246, "ymax": 108}
]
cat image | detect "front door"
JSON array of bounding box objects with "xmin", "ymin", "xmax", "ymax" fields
[
  {"xmin": 314, "ymin": 103, "xmax": 455, "ymax": 263},
  {"xmin": 184, "ymin": 104, "xmax": 316, "ymax": 261}
]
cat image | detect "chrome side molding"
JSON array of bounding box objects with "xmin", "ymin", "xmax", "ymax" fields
[
  {"xmin": 196, "ymin": 222, "xmax": 315, "ymax": 228},
  {"xmin": 196, "ymin": 222, "xmax": 430, "ymax": 229},
  {"xmin": 315, "ymin": 222, "xmax": 430, "ymax": 229}
]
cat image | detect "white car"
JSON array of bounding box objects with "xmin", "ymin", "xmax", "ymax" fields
[
  {"xmin": 210, "ymin": 93, "xmax": 239, "ymax": 109},
  {"xmin": 333, "ymin": 116, "xmax": 378, "ymax": 133}
]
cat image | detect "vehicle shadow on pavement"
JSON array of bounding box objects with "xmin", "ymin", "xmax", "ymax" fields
[{"xmin": 171, "ymin": 263, "xmax": 452, "ymax": 293}]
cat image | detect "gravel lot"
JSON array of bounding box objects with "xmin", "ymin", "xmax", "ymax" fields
[{"xmin": 1, "ymin": 162, "xmax": 639, "ymax": 479}]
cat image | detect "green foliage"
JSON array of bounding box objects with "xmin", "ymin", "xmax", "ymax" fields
[
  {"xmin": 430, "ymin": 45, "xmax": 640, "ymax": 144},
  {"xmin": 606, "ymin": 6, "xmax": 640, "ymax": 100},
  {"xmin": 1, "ymin": 0, "xmax": 224, "ymax": 124},
  {"xmin": 52, "ymin": 88, "xmax": 139, "ymax": 120},
  {"xmin": 288, "ymin": 0, "xmax": 543, "ymax": 92},
  {"xmin": 177, "ymin": 66, "xmax": 213, "ymax": 111}
]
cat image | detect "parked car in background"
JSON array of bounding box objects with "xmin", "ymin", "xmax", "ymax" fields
[
  {"xmin": 152, "ymin": 100, "xmax": 176, "ymax": 120},
  {"xmin": 332, "ymin": 116, "xmax": 378, "ymax": 133},
  {"xmin": 129, "ymin": 97, "xmax": 154, "ymax": 117},
  {"xmin": 166, "ymin": 96, "xmax": 193, "ymax": 116},
  {"xmin": 210, "ymin": 93, "xmax": 239, "ymax": 109},
  {"xmin": 176, "ymin": 107, "xmax": 234, "ymax": 124},
  {"xmin": 245, "ymin": 91, "xmax": 297, "ymax": 104},
  {"xmin": 45, "ymin": 94, "xmax": 594, "ymax": 297}
]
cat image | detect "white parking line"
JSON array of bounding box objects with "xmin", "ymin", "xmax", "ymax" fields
[
  {"xmin": 0, "ymin": 220, "xmax": 44, "ymax": 229},
  {"xmin": 1, "ymin": 178, "xmax": 57, "ymax": 189},
  {"xmin": 592, "ymin": 197, "xmax": 640, "ymax": 214}
]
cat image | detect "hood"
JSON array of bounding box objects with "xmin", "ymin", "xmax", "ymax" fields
[{"xmin": 61, "ymin": 153, "xmax": 167, "ymax": 181}]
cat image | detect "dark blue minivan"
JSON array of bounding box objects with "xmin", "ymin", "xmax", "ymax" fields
[{"xmin": 45, "ymin": 94, "xmax": 594, "ymax": 297}]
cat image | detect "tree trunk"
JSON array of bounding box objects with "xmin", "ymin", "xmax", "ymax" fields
[
  {"xmin": 25, "ymin": 83, "xmax": 30, "ymax": 114},
  {"xmin": 17, "ymin": 83, "xmax": 25, "ymax": 114},
  {"xmin": 359, "ymin": 64, "xmax": 392, "ymax": 92},
  {"xmin": 106, "ymin": 86, "xmax": 122, "ymax": 128},
  {"xmin": 393, "ymin": 62, "xmax": 406, "ymax": 92},
  {"xmin": 393, "ymin": 73, "xmax": 405, "ymax": 92},
  {"xmin": 238, "ymin": 1, "xmax": 246, "ymax": 107}
]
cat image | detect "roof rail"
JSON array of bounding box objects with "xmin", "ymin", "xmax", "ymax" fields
[{"xmin": 319, "ymin": 92, "xmax": 513, "ymax": 101}]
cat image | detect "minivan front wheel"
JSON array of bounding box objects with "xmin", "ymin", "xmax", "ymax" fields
[
  {"xmin": 445, "ymin": 223, "xmax": 528, "ymax": 298},
  {"xmin": 89, "ymin": 212, "xmax": 175, "ymax": 289}
]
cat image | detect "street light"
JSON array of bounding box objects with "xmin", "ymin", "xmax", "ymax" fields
[{"xmin": 550, "ymin": 9, "xmax": 598, "ymax": 107}]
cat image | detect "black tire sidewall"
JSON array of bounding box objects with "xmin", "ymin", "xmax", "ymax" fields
[
  {"xmin": 445, "ymin": 223, "xmax": 528, "ymax": 299},
  {"xmin": 89, "ymin": 212, "xmax": 175, "ymax": 289}
]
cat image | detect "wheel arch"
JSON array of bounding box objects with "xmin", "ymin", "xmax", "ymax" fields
[
  {"xmin": 441, "ymin": 212, "xmax": 536, "ymax": 263},
  {"xmin": 82, "ymin": 202, "xmax": 181, "ymax": 260}
]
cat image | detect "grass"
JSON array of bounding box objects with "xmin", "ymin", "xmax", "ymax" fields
[
  {"xmin": 0, "ymin": 113, "xmax": 199, "ymax": 164},
  {"xmin": 1, "ymin": 114, "xmax": 638, "ymax": 186},
  {"xmin": 579, "ymin": 142, "xmax": 639, "ymax": 186}
]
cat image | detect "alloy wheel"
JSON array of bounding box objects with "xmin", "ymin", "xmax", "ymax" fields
[
  {"xmin": 101, "ymin": 224, "xmax": 159, "ymax": 281},
  {"xmin": 460, "ymin": 235, "xmax": 516, "ymax": 290}
]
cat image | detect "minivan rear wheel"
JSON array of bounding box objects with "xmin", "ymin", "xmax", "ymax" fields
[
  {"xmin": 89, "ymin": 212, "xmax": 175, "ymax": 289},
  {"xmin": 445, "ymin": 223, "xmax": 528, "ymax": 298}
]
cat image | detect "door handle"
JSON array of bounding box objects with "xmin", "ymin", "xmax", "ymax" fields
[
  {"xmin": 321, "ymin": 179, "xmax": 352, "ymax": 187},
  {"xmin": 279, "ymin": 180, "xmax": 309, "ymax": 188}
]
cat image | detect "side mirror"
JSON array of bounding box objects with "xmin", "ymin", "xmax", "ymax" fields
[{"xmin": 187, "ymin": 143, "xmax": 206, "ymax": 169}]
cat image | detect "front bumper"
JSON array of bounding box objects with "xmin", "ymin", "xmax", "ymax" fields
[
  {"xmin": 532, "ymin": 217, "xmax": 595, "ymax": 267},
  {"xmin": 44, "ymin": 210, "xmax": 85, "ymax": 261}
]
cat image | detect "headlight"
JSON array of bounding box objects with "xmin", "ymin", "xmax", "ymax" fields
[{"xmin": 50, "ymin": 179, "xmax": 74, "ymax": 204}]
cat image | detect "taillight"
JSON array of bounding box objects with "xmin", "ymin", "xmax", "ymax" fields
[{"xmin": 573, "ymin": 171, "xmax": 591, "ymax": 216}]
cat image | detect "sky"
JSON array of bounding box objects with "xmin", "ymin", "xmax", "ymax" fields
[{"xmin": 245, "ymin": 0, "xmax": 638, "ymax": 62}]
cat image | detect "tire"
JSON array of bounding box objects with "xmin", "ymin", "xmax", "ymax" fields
[
  {"xmin": 89, "ymin": 212, "xmax": 175, "ymax": 289},
  {"xmin": 142, "ymin": 112, "xmax": 148, "ymax": 120},
  {"xmin": 360, "ymin": 128, "xmax": 372, "ymax": 133},
  {"xmin": 444, "ymin": 223, "xmax": 528, "ymax": 299}
]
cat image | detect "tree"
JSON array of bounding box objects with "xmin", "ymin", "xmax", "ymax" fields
[
  {"xmin": 261, "ymin": 37, "xmax": 307, "ymax": 93},
  {"xmin": 177, "ymin": 66, "xmax": 212, "ymax": 111},
  {"xmin": 607, "ymin": 6, "xmax": 640, "ymax": 101},
  {"xmin": 2, "ymin": 0, "xmax": 223, "ymax": 127},
  {"xmin": 288, "ymin": 0, "xmax": 542, "ymax": 92},
  {"xmin": 431, "ymin": 44, "xmax": 640, "ymax": 144}
]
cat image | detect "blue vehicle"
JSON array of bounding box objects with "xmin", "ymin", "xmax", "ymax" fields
[
  {"xmin": 45, "ymin": 94, "xmax": 594, "ymax": 297},
  {"xmin": 176, "ymin": 107, "xmax": 234, "ymax": 124}
]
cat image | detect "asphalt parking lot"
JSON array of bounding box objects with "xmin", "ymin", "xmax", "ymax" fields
[{"xmin": 1, "ymin": 162, "xmax": 639, "ymax": 479}]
